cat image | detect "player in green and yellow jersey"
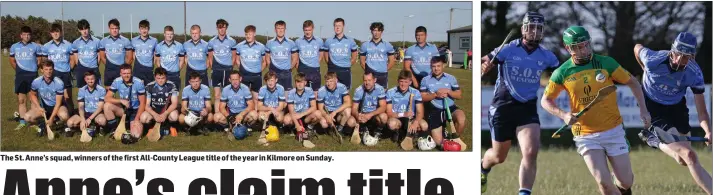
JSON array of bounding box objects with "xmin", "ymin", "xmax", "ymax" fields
[{"xmin": 540, "ymin": 26, "xmax": 651, "ymax": 195}]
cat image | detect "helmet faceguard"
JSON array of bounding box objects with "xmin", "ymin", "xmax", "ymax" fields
[
  {"xmin": 522, "ymin": 11, "xmax": 545, "ymax": 47},
  {"xmin": 669, "ymin": 32, "xmax": 697, "ymax": 71}
]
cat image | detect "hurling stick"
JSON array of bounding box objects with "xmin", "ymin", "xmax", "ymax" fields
[
  {"xmin": 298, "ymin": 119, "xmax": 315, "ymax": 148},
  {"xmin": 323, "ymin": 107, "xmax": 344, "ymax": 144},
  {"xmin": 147, "ymin": 105, "xmax": 167, "ymax": 142},
  {"xmin": 400, "ymin": 93, "xmax": 415, "ymax": 151},
  {"xmin": 79, "ymin": 119, "xmax": 92, "ymax": 143},
  {"xmin": 43, "ymin": 112, "xmax": 55, "ymax": 140},
  {"xmin": 113, "ymin": 83, "xmax": 132, "ymax": 141},
  {"xmin": 551, "ymin": 85, "xmax": 617, "ymax": 138},
  {"xmin": 445, "ymin": 98, "xmax": 467, "ymax": 151},
  {"xmin": 351, "ymin": 89, "xmax": 367, "ymax": 144}
]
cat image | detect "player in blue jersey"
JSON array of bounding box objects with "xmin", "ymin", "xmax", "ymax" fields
[
  {"xmin": 479, "ymin": 12, "xmax": 559, "ymax": 195},
  {"xmin": 130, "ymin": 19, "xmax": 158, "ymax": 84},
  {"xmin": 296, "ymin": 20, "xmax": 325, "ymax": 95},
  {"xmin": 420, "ymin": 56, "xmax": 466, "ymax": 144},
  {"xmin": 155, "ymin": 25, "xmax": 186, "ymax": 87},
  {"xmin": 348, "ymin": 72, "xmax": 388, "ymax": 142},
  {"xmin": 184, "ymin": 25, "xmax": 210, "ymax": 87},
  {"xmin": 214, "ymin": 70, "xmax": 259, "ymax": 134},
  {"xmin": 317, "ymin": 72, "xmax": 353, "ymax": 135},
  {"xmin": 180, "ymin": 72, "xmax": 213, "ymax": 135},
  {"xmin": 104, "ymin": 64, "xmax": 146, "ymax": 140},
  {"xmin": 67, "ymin": 71, "xmax": 107, "ymax": 137},
  {"xmin": 42, "ymin": 23, "xmax": 75, "ymax": 115},
  {"xmin": 266, "ymin": 20, "xmax": 298, "ymax": 91},
  {"xmin": 386, "ymin": 71, "xmax": 428, "ymax": 143},
  {"xmin": 360, "ymin": 22, "xmax": 395, "ymax": 88},
  {"xmin": 287, "ymin": 73, "xmax": 323, "ymax": 146},
  {"xmin": 140, "ymin": 68, "xmax": 179, "ymax": 137},
  {"xmin": 403, "ymin": 26, "xmax": 440, "ymax": 88},
  {"xmin": 257, "ymin": 71, "xmax": 289, "ymax": 127},
  {"xmin": 99, "ymin": 19, "xmax": 134, "ymax": 87},
  {"xmin": 24, "ymin": 61, "xmax": 70, "ymax": 137},
  {"xmin": 208, "ymin": 19, "xmax": 237, "ymax": 114},
  {"xmin": 72, "ymin": 19, "xmax": 102, "ymax": 89},
  {"xmin": 10, "ymin": 26, "xmax": 43, "ymax": 130},
  {"xmin": 235, "ymin": 25, "xmax": 268, "ymax": 106},
  {"xmin": 323, "ymin": 18, "xmax": 359, "ymax": 89},
  {"xmin": 634, "ymin": 32, "xmax": 712, "ymax": 194}
]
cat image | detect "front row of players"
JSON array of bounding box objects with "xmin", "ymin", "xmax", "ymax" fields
[{"xmin": 23, "ymin": 57, "xmax": 466, "ymax": 149}]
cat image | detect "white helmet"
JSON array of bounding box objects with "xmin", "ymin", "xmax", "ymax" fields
[
  {"xmin": 184, "ymin": 111, "xmax": 201, "ymax": 127},
  {"xmin": 418, "ymin": 136, "xmax": 437, "ymax": 150},
  {"xmin": 363, "ymin": 133, "xmax": 379, "ymax": 146}
]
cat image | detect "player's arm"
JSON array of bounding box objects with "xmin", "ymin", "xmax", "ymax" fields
[
  {"xmin": 351, "ymin": 99, "xmax": 361, "ymax": 117},
  {"xmin": 238, "ymin": 94, "xmax": 254, "ymax": 119},
  {"xmin": 166, "ymin": 93, "xmax": 179, "ymax": 114},
  {"xmin": 98, "ymin": 50, "xmax": 106, "ymax": 65},
  {"xmin": 29, "ymin": 89, "xmax": 41, "ymax": 109},
  {"xmin": 77, "ymin": 102, "xmax": 86, "ymax": 119},
  {"xmin": 219, "ymin": 99, "xmax": 229, "ymax": 117},
  {"xmin": 276, "ymin": 99, "xmax": 286, "ymax": 113},
  {"xmin": 415, "ymin": 102, "xmax": 424, "ymax": 121},
  {"xmin": 204, "ymin": 100, "xmax": 212, "ymax": 114},
  {"xmin": 265, "ymin": 52, "xmax": 272, "ymax": 69},
  {"xmin": 336, "ymin": 95, "xmax": 352, "ymax": 114},
  {"xmin": 231, "ymin": 50, "xmax": 238, "ymax": 67},
  {"xmin": 370, "ymin": 98, "xmax": 387, "ymax": 117},
  {"xmin": 135, "ymin": 94, "xmax": 146, "ymax": 122},
  {"xmin": 387, "ymin": 49, "xmax": 395, "ymax": 70},
  {"xmin": 179, "ymin": 53, "xmax": 186, "ymax": 71},
  {"xmin": 207, "ymin": 51, "xmax": 214, "ymax": 69},
  {"xmin": 540, "ymin": 81, "xmax": 568, "ymax": 120},
  {"xmin": 403, "ymin": 60, "xmax": 419, "ymax": 88},
  {"xmin": 386, "ymin": 103, "xmax": 398, "ymax": 118},
  {"xmin": 350, "ymin": 50, "xmax": 358, "ymax": 65},
  {"xmin": 154, "ymin": 52, "xmax": 160, "ymax": 68},
  {"xmin": 616, "ymin": 66, "xmax": 650, "ymax": 125},
  {"xmin": 49, "ymin": 94, "xmax": 63, "ymax": 123},
  {"xmin": 291, "ymin": 51, "xmax": 299, "ymax": 69},
  {"xmin": 104, "ymin": 90, "xmax": 121, "ymax": 105},
  {"xmin": 447, "ymin": 86, "xmax": 463, "ymax": 100},
  {"xmin": 319, "ymin": 50, "xmax": 325, "ymax": 64},
  {"xmin": 181, "ymin": 99, "xmax": 188, "ymax": 115},
  {"xmin": 90, "ymin": 101, "xmax": 104, "ymax": 121},
  {"xmin": 144, "ymin": 94, "xmax": 160, "ymax": 118},
  {"xmin": 70, "ymin": 52, "xmax": 77, "ymax": 70},
  {"xmin": 420, "ymin": 87, "xmax": 437, "ymax": 102},
  {"xmin": 633, "ymin": 44, "xmax": 645, "ymax": 70},
  {"xmin": 125, "ymin": 50, "xmax": 134, "ymax": 65},
  {"xmin": 322, "ymin": 50, "xmax": 329, "ymax": 64},
  {"xmin": 305, "ymin": 99, "xmax": 317, "ymax": 116},
  {"xmin": 9, "ymin": 56, "xmax": 17, "ymax": 70},
  {"xmin": 694, "ymin": 94, "xmax": 711, "ymax": 135}
]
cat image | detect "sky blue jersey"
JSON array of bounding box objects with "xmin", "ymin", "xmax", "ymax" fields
[
  {"xmin": 99, "ymin": 35, "xmax": 133, "ymax": 66},
  {"xmin": 353, "ymin": 84, "xmax": 386, "ymax": 113},
  {"xmin": 386, "ymin": 86, "xmax": 422, "ymax": 114},
  {"xmin": 404, "ymin": 43, "xmax": 440, "ymax": 76},
  {"xmin": 131, "ymin": 36, "xmax": 158, "ymax": 67},
  {"xmin": 287, "ymin": 88, "xmax": 316, "ymax": 114},
  {"xmin": 41, "ymin": 40, "xmax": 73, "ymax": 72},
  {"xmin": 77, "ymin": 85, "xmax": 106, "ymax": 113},
  {"xmin": 109, "ymin": 77, "xmax": 146, "ymax": 110},
  {"xmin": 221, "ymin": 83, "xmax": 253, "ymax": 114},
  {"xmin": 317, "ymin": 82, "xmax": 349, "ymax": 112},
  {"xmin": 295, "ymin": 36, "xmax": 324, "ymax": 69},
  {"xmin": 323, "ymin": 35, "xmax": 358, "ymax": 69},
  {"xmin": 266, "ymin": 37, "xmax": 298, "ymax": 71},
  {"xmin": 182, "ymin": 84, "xmax": 211, "ymax": 112},
  {"xmin": 419, "ymin": 73, "xmax": 460, "ymax": 109},
  {"xmin": 72, "ymin": 36, "xmax": 101, "ymax": 68},
  {"xmin": 10, "ymin": 41, "xmax": 42, "ymax": 72},
  {"xmin": 31, "ymin": 76, "xmax": 65, "ymax": 107},
  {"xmin": 360, "ymin": 39, "xmax": 395, "ymax": 73},
  {"xmin": 638, "ymin": 47, "xmax": 705, "ymax": 105},
  {"xmin": 234, "ymin": 40, "xmax": 267, "ymax": 74},
  {"xmin": 207, "ymin": 35, "xmax": 237, "ymax": 70},
  {"xmin": 155, "ymin": 41, "xmax": 185, "ymax": 73},
  {"xmin": 258, "ymin": 84, "xmax": 286, "ymax": 108},
  {"xmin": 184, "ymin": 39, "xmax": 209, "ymax": 70}
]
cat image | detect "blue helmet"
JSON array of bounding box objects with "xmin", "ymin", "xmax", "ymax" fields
[
  {"xmin": 233, "ymin": 124, "xmax": 248, "ymax": 140},
  {"xmin": 522, "ymin": 11, "xmax": 545, "ymax": 46},
  {"xmin": 672, "ymin": 32, "xmax": 697, "ymax": 55}
]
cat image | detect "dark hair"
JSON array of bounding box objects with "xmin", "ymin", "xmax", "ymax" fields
[
  {"xmin": 398, "ymin": 70, "xmax": 412, "ymax": 80},
  {"xmin": 275, "ymin": 20, "xmax": 286, "ymax": 28},
  {"xmin": 415, "ymin": 26, "xmax": 427, "ymax": 34},
  {"xmin": 108, "ymin": 18, "xmax": 120, "ymax": 28},
  {"xmin": 230, "ymin": 70, "xmax": 241, "ymax": 77},
  {"xmin": 120, "ymin": 63, "xmax": 132, "ymax": 71},
  {"xmin": 20, "ymin": 26, "xmax": 32, "ymax": 34},
  {"xmin": 164, "ymin": 25, "xmax": 174, "ymax": 32},
  {"xmin": 139, "ymin": 19, "xmax": 150, "ymax": 29},
  {"xmin": 77, "ymin": 19, "xmax": 90, "ymax": 30},
  {"xmin": 84, "ymin": 70, "xmax": 96, "ymax": 77},
  {"xmin": 334, "ymin": 18, "xmax": 345, "ymax": 25},
  {"xmin": 244, "ymin": 25, "xmax": 256, "ymax": 33},
  {"xmin": 370, "ymin": 22, "xmax": 384, "ymax": 31},
  {"xmin": 364, "ymin": 71, "xmax": 374, "ymax": 78},
  {"xmin": 42, "ymin": 60, "xmax": 54, "ymax": 68},
  {"xmin": 216, "ymin": 19, "xmax": 228, "ymax": 28},
  {"xmin": 189, "ymin": 71, "xmax": 201, "ymax": 80},
  {"xmin": 50, "ymin": 23, "xmax": 62, "ymax": 33},
  {"xmin": 154, "ymin": 67, "xmax": 167, "ymax": 76},
  {"xmin": 263, "ymin": 71, "xmax": 277, "ymax": 81},
  {"xmin": 303, "ymin": 20, "xmax": 314, "ymax": 28},
  {"xmin": 295, "ymin": 72, "xmax": 306, "ymax": 82},
  {"xmin": 431, "ymin": 55, "xmax": 446, "ymax": 64}
]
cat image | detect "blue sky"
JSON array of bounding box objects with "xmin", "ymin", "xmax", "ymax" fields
[{"xmin": 1, "ymin": 1, "xmax": 473, "ymax": 41}]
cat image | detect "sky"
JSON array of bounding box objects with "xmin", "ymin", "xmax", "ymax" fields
[{"xmin": 1, "ymin": 1, "xmax": 473, "ymax": 42}]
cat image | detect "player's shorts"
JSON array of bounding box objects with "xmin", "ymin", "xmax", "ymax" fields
[
  {"xmin": 645, "ymin": 94, "xmax": 691, "ymax": 135},
  {"xmin": 185, "ymin": 67, "xmax": 210, "ymax": 87},
  {"xmin": 124, "ymin": 109, "xmax": 139, "ymax": 123},
  {"xmin": 274, "ymin": 69, "xmax": 293, "ymax": 91},
  {"xmin": 166, "ymin": 72, "xmax": 181, "ymax": 88},
  {"xmin": 574, "ymin": 124, "xmax": 629, "ymax": 157},
  {"xmin": 241, "ymin": 72, "xmax": 262, "ymax": 92},
  {"xmin": 133, "ymin": 63, "xmax": 154, "ymax": 84},
  {"xmin": 299, "ymin": 66, "xmax": 321, "ymax": 91},
  {"xmin": 426, "ymin": 104, "xmax": 461, "ymax": 131},
  {"xmin": 365, "ymin": 65, "xmax": 388, "ymax": 87},
  {"xmin": 330, "ymin": 68, "xmax": 352, "ymax": 90},
  {"xmin": 211, "ymin": 68, "xmax": 231, "ymax": 88},
  {"xmin": 15, "ymin": 69, "xmax": 37, "ymax": 94},
  {"xmin": 488, "ymin": 99, "xmax": 540, "ymax": 142},
  {"xmin": 413, "ymin": 73, "xmax": 428, "ymax": 88},
  {"xmin": 55, "ymin": 71, "xmax": 73, "ymax": 89},
  {"xmin": 74, "ymin": 65, "xmax": 102, "ymax": 88},
  {"xmin": 104, "ymin": 63, "xmax": 121, "ymax": 86}
]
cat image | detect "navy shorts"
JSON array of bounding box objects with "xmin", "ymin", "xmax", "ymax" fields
[
  {"xmin": 275, "ymin": 70, "xmax": 293, "ymax": 91},
  {"xmin": 330, "ymin": 68, "xmax": 351, "ymax": 90},
  {"xmin": 15, "ymin": 69, "xmax": 37, "ymax": 94},
  {"xmin": 55, "ymin": 71, "xmax": 73, "ymax": 89},
  {"xmin": 74, "ymin": 65, "xmax": 101, "ymax": 88},
  {"xmin": 645, "ymin": 94, "xmax": 691, "ymax": 135},
  {"xmin": 185, "ymin": 67, "xmax": 210, "ymax": 87},
  {"xmin": 300, "ymin": 69, "xmax": 321, "ymax": 91},
  {"xmin": 167, "ymin": 72, "xmax": 181, "ymax": 88},
  {"xmin": 133, "ymin": 64, "xmax": 154, "ymax": 84},
  {"xmin": 241, "ymin": 72, "xmax": 262, "ymax": 92},
  {"xmin": 426, "ymin": 104, "xmax": 462, "ymax": 131},
  {"xmin": 365, "ymin": 66, "xmax": 388, "ymax": 88},
  {"xmin": 413, "ymin": 73, "xmax": 427, "ymax": 88},
  {"xmin": 488, "ymin": 99, "xmax": 540, "ymax": 142},
  {"xmin": 104, "ymin": 65, "xmax": 120, "ymax": 86},
  {"xmin": 211, "ymin": 68, "xmax": 231, "ymax": 88}
]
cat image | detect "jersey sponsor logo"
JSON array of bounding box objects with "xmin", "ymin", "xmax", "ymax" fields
[
  {"xmin": 507, "ymin": 66, "xmax": 542, "ymax": 84},
  {"xmin": 300, "ymin": 50, "xmax": 319, "ymax": 58},
  {"xmin": 15, "ymin": 52, "xmax": 35, "ymax": 60},
  {"xmin": 595, "ymin": 72, "xmax": 606, "ymax": 83},
  {"xmin": 578, "ymin": 85, "xmax": 595, "ymax": 105}
]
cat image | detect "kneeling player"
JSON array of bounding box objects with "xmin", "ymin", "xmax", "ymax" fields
[
  {"xmin": 288, "ymin": 73, "xmax": 321, "ymax": 147},
  {"xmin": 386, "ymin": 71, "xmax": 428, "ymax": 143},
  {"xmin": 317, "ymin": 72, "xmax": 352, "ymax": 134},
  {"xmin": 104, "ymin": 64, "xmax": 146, "ymax": 141},
  {"xmin": 25, "ymin": 61, "xmax": 70, "ymax": 137},
  {"xmin": 257, "ymin": 71, "xmax": 289, "ymax": 127},
  {"xmin": 179, "ymin": 72, "xmax": 213, "ymax": 135},
  {"xmin": 348, "ymin": 72, "xmax": 388, "ymax": 144},
  {"xmin": 420, "ymin": 56, "xmax": 465, "ymax": 146},
  {"xmin": 67, "ymin": 71, "xmax": 107, "ymax": 137},
  {"xmin": 140, "ymin": 68, "xmax": 179, "ymax": 137},
  {"xmin": 214, "ymin": 70, "xmax": 259, "ymax": 135}
]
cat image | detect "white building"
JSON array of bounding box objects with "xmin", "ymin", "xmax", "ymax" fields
[{"xmin": 447, "ymin": 25, "xmax": 472, "ymax": 64}]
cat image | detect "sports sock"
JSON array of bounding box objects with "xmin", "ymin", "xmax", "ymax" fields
[
  {"xmin": 618, "ymin": 186, "xmax": 631, "ymax": 195},
  {"xmin": 481, "ymin": 161, "xmax": 491, "ymax": 174},
  {"xmin": 518, "ymin": 188, "xmax": 531, "ymax": 195}
]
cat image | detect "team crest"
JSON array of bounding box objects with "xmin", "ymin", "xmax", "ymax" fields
[{"xmin": 595, "ymin": 70, "xmax": 605, "ymax": 83}]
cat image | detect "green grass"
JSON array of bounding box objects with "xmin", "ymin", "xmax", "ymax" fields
[
  {"xmin": 1, "ymin": 56, "xmax": 473, "ymax": 151},
  {"xmin": 481, "ymin": 147, "xmax": 713, "ymax": 195}
]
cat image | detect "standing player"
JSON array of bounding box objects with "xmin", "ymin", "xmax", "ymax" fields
[
  {"xmin": 634, "ymin": 32, "xmax": 712, "ymax": 194},
  {"xmin": 479, "ymin": 12, "xmax": 560, "ymax": 194},
  {"xmin": 41, "ymin": 23, "xmax": 75, "ymax": 115},
  {"xmin": 235, "ymin": 25, "xmax": 267, "ymax": 105},
  {"xmin": 296, "ymin": 20, "xmax": 325, "ymax": 96},
  {"xmin": 348, "ymin": 72, "xmax": 388, "ymax": 141},
  {"xmin": 208, "ymin": 19, "xmax": 238, "ymax": 116},
  {"xmin": 266, "ymin": 20, "xmax": 298, "ymax": 91},
  {"xmin": 541, "ymin": 26, "xmax": 650, "ymax": 195},
  {"xmin": 67, "ymin": 71, "xmax": 107, "ymax": 137},
  {"xmin": 287, "ymin": 73, "xmax": 322, "ymax": 146},
  {"xmin": 403, "ymin": 26, "xmax": 440, "ymax": 88},
  {"xmin": 99, "ymin": 19, "xmax": 134, "ymax": 87},
  {"xmin": 317, "ymin": 72, "xmax": 352, "ymax": 135},
  {"xmin": 420, "ymin": 56, "xmax": 466, "ymax": 144},
  {"xmin": 10, "ymin": 26, "xmax": 43, "ymax": 130},
  {"xmin": 104, "ymin": 64, "xmax": 146, "ymax": 141},
  {"xmin": 180, "ymin": 72, "xmax": 213, "ymax": 135},
  {"xmin": 386, "ymin": 70, "xmax": 428, "ymax": 142},
  {"xmin": 140, "ymin": 68, "xmax": 179, "ymax": 137},
  {"xmin": 184, "ymin": 25, "xmax": 210, "ymax": 87},
  {"xmin": 155, "ymin": 25, "xmax": 185, "ymax": 87},
  {"xmin": 257, "ymin": 71, "xmax": 289, "ymax": 128},
  {"xmin": 24, "ymin": 61, "xmax": 70, "ymax": 137},
  {"xmin": 72, "ymin": 19, "xmax": 102, "ymax": 90},
  {"xmin": 214, "ymin": 71, "xmax": 258, "ymax": 134},
  {"xmin": 323, "ymin": 18, "xmax": 358, "ymax": 89},
  {"xmin": 130, "ymin": 19, "xmax": 158, "ymax": 84},
  {"xmin": 360, "ymin": 22, "xmax": 395, "ymax": 88}
]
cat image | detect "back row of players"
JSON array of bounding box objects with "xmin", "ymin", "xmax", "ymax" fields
[{"xmin": 9, "ymin": 18, "xmax": 466, "ymax": 148}]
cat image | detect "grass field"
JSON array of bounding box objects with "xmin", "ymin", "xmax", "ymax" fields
[
  {"xmin": 481, "ymin": 147, "xmax": 713, "ymax": 195},
  {"xmin": 1, "ymin": 55, "xmax": 473, "ymax": 151}
]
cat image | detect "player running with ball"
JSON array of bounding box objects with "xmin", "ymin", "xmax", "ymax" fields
[{"xmin": 541, "ymin": 26, "xmax": 650, "ymax": 195}]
